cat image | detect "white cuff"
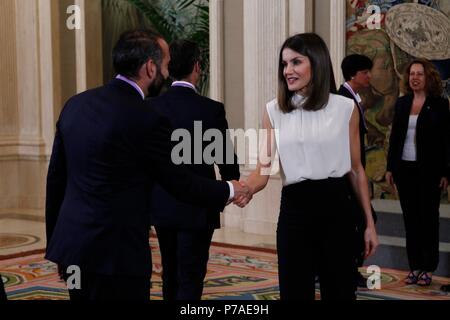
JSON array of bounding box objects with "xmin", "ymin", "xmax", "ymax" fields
[{"xmin": 226, "ymin": 181, "xmax": 234, "ymax": 200}]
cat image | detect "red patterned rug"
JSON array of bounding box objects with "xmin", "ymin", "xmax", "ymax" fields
[{"xmin": 1, "ymin": 237, "xmax": 449, "ymax": 300}]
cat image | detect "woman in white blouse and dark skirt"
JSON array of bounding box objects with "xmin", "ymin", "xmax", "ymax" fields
[
  {"xmin": 386, "ymin": 59, "xmax": 450, "ymax": 287},
  {"xmin": 234, "ymin": 33, "xmax": 378, "ymax": 300}
]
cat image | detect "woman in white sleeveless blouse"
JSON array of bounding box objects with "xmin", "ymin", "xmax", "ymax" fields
[{"xmin": 235, "ymin": 33, "xmax": 378, "ymax": 300}]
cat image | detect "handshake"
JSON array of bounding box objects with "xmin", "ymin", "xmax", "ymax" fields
[{"xmin": 229, "ymin": 180, "xmax": 253, "ymax": 208}]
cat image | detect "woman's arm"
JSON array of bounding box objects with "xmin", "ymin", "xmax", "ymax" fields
[
  {"xmin": 234, "ymin": 109, "xmax": 275, "ymax": 207},
  {"xmin": 348, "ymin": 105, "xmax": 379, "ymax": 258}
]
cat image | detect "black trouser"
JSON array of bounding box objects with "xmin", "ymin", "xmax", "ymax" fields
[
  {"xmin": 62, "ymin": 268, "xmax": 150, "ymax": 301},
  {"xmin": 394, "ymin": 161, "xmax": 441, "ymax": 272},
  {"xmin": 155, "ymin": 227, "xmax": 214, "ymax": 300},
  {"xmin": 0, "ymin": 274, "xmax": 7, "ymax": 301},
  {"xmin": 277, "ymin": 178, "xmax": 357, "ymax": 301}
]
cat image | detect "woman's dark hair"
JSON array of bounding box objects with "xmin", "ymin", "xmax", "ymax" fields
[
  {"xmin": 277, "ymin": 33, "xmax": 337, "ymax": 113},
  {"xmin": 341, "ymin": 54, "xmax": 373, "ymax": 81},
  {"xmin": 169, "ymin": 39, "xmax": 201, "ymax": 80},
  {"xmin": 112, "ymin": 29, "xmax": 163, "ymax": 79},
  {"xmin": 401, "ymin": 58, "xmax": 443, "ymax": 97}
]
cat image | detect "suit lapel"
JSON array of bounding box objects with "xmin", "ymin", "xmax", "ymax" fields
[
  {"xmin": 417, "ymin": 96, "xmax": 433, "ymax": 132},
  {"xmin": 400, "ymin": 94, "xmax": 414, "ymax": 125}
]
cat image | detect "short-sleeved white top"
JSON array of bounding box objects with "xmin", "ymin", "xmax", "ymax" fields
[{"xmin": 266, "ymin": 93, "xmax": 355, "ymax": 186}]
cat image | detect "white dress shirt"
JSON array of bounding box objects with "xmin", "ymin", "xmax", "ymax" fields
[{"xmin": 401, "ymin": 115, "xmax": 418, "ymax": 161}]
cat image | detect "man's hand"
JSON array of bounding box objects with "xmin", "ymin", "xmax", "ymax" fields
[
  {"xmin": 232, "ymin": 180, "xmax": 253, "ymax": 208},
  {"xmin": 439, "ymin": 177, "xmax": 448, "ymax": 191}
]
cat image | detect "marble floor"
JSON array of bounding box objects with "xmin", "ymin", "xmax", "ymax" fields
[
  {"xmin": 0, "ymin": 218, "xmax": 47, "ymax": 256},
  {"xmin": 0, "ymin": 217, "xmax": 276, "ymax": 256}
]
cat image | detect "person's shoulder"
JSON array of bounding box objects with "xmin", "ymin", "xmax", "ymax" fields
[
  {"xmin": 337, "ymin": 85, "xmax": 351, "ymax": 97},
  {"xmin": 177, "ymin": 91, "xmax": 226, "ymax": 114},
  {"xmin": 60, "ymin": 86, "xmax": 105, "ymax": 117},
  {"xmin": 330, "ymin": 93, "xmax": 354, "ymax": 108},
  {"xmin": 396, "ymin": 94, "xmax": 413, "ymax": 105},
  {"xmin": 198, "ymin": 94, "xmax": 225, "ymax": 110},
  {"xmin": 193, "ymin": 95, "xmax": 227, "ymax": 119},
  {"xmin": 266, "ymin": 98, "xmax": 280, "ymax": 113},
  {"xmin": 430, "ymin": 96, "xmax": 449, "ymax": 108},
  {"xmin": 68, "ymin": 85, "xmax": 103, "ymax": 103},
  {"xmin": 328, "ymin": 94, "xmax": 355, "ymax": 121}
]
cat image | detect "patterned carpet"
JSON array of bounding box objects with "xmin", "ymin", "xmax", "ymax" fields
[{"xmin": 1, "ymin": 237, "xmax": 449, "ymax": 300}]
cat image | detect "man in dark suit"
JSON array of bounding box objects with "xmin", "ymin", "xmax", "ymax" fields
[
  {"xmin": 149, "ymin": 40, "xmax": 240, "ymax": 300},
  {"xmin": 338, "ymin": 54, "xmax": 377, "ymax": 288},
  {"xmin": 45, "ymin": 30, "xmax": 249, "ymax": 301},
  {"xmin": 0, "ymin": 275, "xmax": 6, "ymax": 301},
  {"xmin": 338, "ymin": 54, "xmax": 373, "ymax": 168}
]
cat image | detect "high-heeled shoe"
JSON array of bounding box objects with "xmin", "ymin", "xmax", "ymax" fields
[
  {"xmin": 404, "ymin": 271, "xmax": 419, "ymax": 285},
  {"xmin": 417, "ymin": 272, "xmax": 432, "ymax": 286}
]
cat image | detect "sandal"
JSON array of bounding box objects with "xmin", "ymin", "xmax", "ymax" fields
[
  {"xmin": 417, "ymin": 272, "xmax": 432, "ymax": 286},
  {"xmin": 404, "ymin": 271, "xmax": 419, "ymax": 285}
]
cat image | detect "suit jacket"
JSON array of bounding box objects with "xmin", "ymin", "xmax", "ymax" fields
[
  {"xmin": 149, "ymin": 85, "xmax": 240, "ymax": 230},
  {"xmin": 387, "ymin": 94, "xmax": 450, "ymax": 180},
  {"xmin": 45, "ymin": 79, "xmax": 230, "ymax": 277},
  {"xmin": 338, "ymin": 85, "xmax": 377, "ymax": 230},
  {"xmin": 338, "ymin": 85, "xmax": 368, "ymax": 167}
]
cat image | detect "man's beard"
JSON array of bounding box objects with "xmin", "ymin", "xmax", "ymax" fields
[{"xmin": 147, "ymin": 70, "xmax": 166, "ymax": 98}]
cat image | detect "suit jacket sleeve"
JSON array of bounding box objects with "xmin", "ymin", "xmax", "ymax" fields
[
  {"xmin": 45, "ymin": 120, "xmax": 67, "ymax": 245},
  {"xmin": 143, "ymin": 114, "xmax": 230, "ymax": 212},
  {"xmin": 440, "ymin": 99, "xmax": 450, "ymax": 179},
  {"xmin": 215, "ymin": 104, "xmax": 240, "ymax": 181}
]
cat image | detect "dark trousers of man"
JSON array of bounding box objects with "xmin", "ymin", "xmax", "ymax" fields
[
  {"xmin": 62, "ymin": 267, "xmax": 150, "ymax": 301},
  {"xmin": 394, "ymin": 161, "xmax": 441, "ymax": 272},
  {"xmin": 155, "ymin": 227, "xmax": 214, "ymax": 300},
  {"xmin": 277, "ymin": 178, "xmax": 357, "ymax": 301},
  {"xmin": 0, "ymin": 274, "xmax": 7, "ymax": 301}
]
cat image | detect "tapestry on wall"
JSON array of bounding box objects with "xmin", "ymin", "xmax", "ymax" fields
[{"xmin": 345, "ymin": 0, "xmax": 450, "ymax": 201}]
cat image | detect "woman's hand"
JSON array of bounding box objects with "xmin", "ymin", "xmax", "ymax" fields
[
  {"xmin": 385, "ymin": 171, "xmax": 396, "ymax": 191},
  {"xmin": 385, "ymin": 171, "xmax": 399, "ymax": 196},
  {"xmin": 232, "ymin": 180, "xmax": 254, "ymax": 208},
  {"xmin": 364, "ymin": 225, "xmax": 379, "ymax": 259},
  {"xmin": 439, "ymin": 177, "xmax": 448, "ymax": 191}
]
